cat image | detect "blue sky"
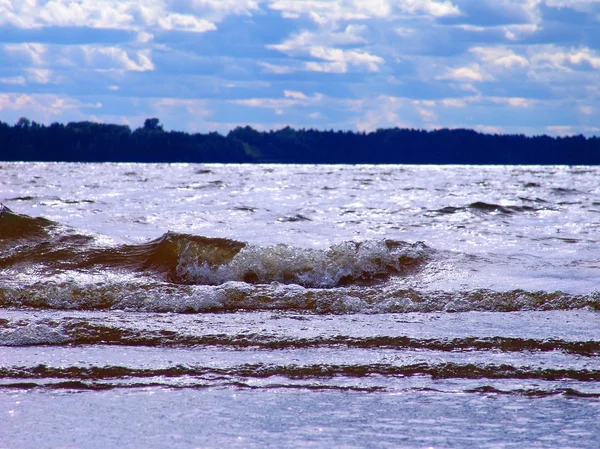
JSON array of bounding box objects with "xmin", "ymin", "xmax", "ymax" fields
[{"xmin": 0, "ymin": 0, "xmax": 599, "ymax": 136}]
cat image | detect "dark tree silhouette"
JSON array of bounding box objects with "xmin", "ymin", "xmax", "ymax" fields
[
  {"xmin": 143, "ymin": 118, "xmax": 163, "ymax": 131},
  {"xmin": 0, "ymin": 118, "xmax": 598, "ymax": 164},
  {"xmin": 15, "ymin": 117, "xmax": 31, "ymax": 128}
]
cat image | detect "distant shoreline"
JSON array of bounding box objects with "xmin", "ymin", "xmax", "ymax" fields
[{"xmin": 2, "ymin": 118, "xmax": 599, "ymax": 165}]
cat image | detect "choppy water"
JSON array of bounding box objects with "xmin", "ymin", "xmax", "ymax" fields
[{"xmin": 1, "ymin": 163, "xmax": 599, "ymax": 448}]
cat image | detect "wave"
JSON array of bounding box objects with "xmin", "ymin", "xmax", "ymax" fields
[
  {"xmin": 2, "ymin": 381, "xmax": 596, "ymax": 397},
  {"xmin": 434, "ymin": 202, "xmax": 542, "ymax": 215},
  {"xmin": 0, "ymin": 206, "xmax": 95, "ymax": 272},
  {"xmin": 1, "ymin": 281, "xmax": 598, "ymax": 314},
  {"xmin": 1, "ymin": 321, "xmax": 598, "ymax": 355},
  {"xmin": 0, "ymin": 232, "xmax": 430, "ymax": 287},
  {"xmin": 0, "ymin": 208, "xmax": 431, "ymax": 287},
  {"xmin": 172, "ymin": 237, "xmax": 430, "ymax": 287},
  {"xmin": 0, "ymin": 205, "xmax": 57, "ymax": 244},
  {"xmin": 2, "ymin": 208, "xmax": 599, "ymax": 314},
  {"xmin": 116, "ymin": 233, "xmax": 429, "ymax": 287},
  {"xmin": 2, "ymin": 362, "xmax": 599, "ymax": 384}
]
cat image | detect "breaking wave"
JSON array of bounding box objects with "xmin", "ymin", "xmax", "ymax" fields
[
  {"xmin": 0, "ymin": 204, "xmax": 57, "ymax": 244},
  {"xmin": 2, "ymin": 207, "xmax": 599, "ymax": 314},
  {"xmin": 0, "ymin": 207, "xmax": 431, "ymax": 288}
]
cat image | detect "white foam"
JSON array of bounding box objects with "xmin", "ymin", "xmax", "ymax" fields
[
  {"xmin": 175, "ymin": 239, "xmax": 430, "ymax": 287},
  {"xmin": 0, "ymin": 324, "xmax": 71, "ymax": 346}
]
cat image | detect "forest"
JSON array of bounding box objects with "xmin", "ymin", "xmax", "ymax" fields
[{"xmin": 1, "ymin": 117, "xmax": 599, "ymax": 164}]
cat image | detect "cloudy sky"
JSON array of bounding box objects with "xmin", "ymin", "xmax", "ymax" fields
[{"xmin": 1, "ymin": 0, "xmax": 599, "ymax": 135}]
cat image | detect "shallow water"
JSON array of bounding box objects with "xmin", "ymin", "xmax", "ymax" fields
[
  {"xmin": 2, "ymin": 388, "xmax": 600, "ymax": 449},
  {"xmin": 1, "ymin": 163, "xmax": 599, "ymax": 447}
]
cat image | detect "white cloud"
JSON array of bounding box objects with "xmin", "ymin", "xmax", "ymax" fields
[
  {"xmin": 353, "ymin": 95, "xmax": 454, "ymax": 131},
  {"xmin": 395, "ymin": 27, "xmax": 415, "ymax": 37},
  {"xmin": 268, "ymin": 0, "xmax": 459, "ymax": 24},
  {"xmin": 0, "ymin": 0, "xmax": 134, "ymax": 29},
  {"xmin": 158, "ymin": 13, "xmax": 216, "ymax": 33},
  {"xmin": 474, "ymin": 125, "xmax": 502, "ymax": 134},
  {"xmin": 352, "ymin": 0, "xmax": 393, "ymax": 18},
  {"xmin": 354, "ymin": 96, "xmax": 411, "ymax": 131},
  {"xmin": 434, "ymin": 47, "xmax": 532, "ymax": 86},
  {"xmin": 490, "ymin": 97, "xmax": 532, "ymax": 108},
  {"xmin": 0, "ymin": 92, "xmax": 100, "ymax": 122},
  {"xmin": 268, "ymin": 0, "xmax": 387, "ymax": 24},
  {"xmin": 355, "ymin": 111, "xmax": 395, "ymax": 132},
  {"xmin": 399, "ymin": 0, "xmax": 460, "ymax": 17},
  {"xmin": 303, "ymin": 61, "xmax": 345, "ymax": 73},
  {"xmin": 544, "ymin": 0, "xmax": 600, "ymax": 13},
  {"xmin": 417, "ymin": 107, "xmax": 437, "ymax": 121},
  {"xmin": 456, "ymin": 83, "xmax": 480, "ymax": 93},
  {"xmin": 270, "ymin": 31, "xmax": 385, "ymax": 73},
  {"xmin": 502, "ymin": 23, "xmax": 539, "ymax": 40},
  {"xmin": 309, "ymin": 47, "xmax": 384, "ymax": 72},
  {"xmin": 411, "ymin": 96, "xmax": 482, "ymax": 108},
  {"xmin": 0, "ymin": 0, "xmax": 220, "ymax": 33},
  {"xmin": 188, "ymin": 0, "xmax": 261, "ymax": 18},
  {"xmin": 533, "ymin": 47, "xmax": 600, "ymax": 70},
  {"xmin": 77, "ymin": 46, "xmax": 155, "ymax": 72},
  {"xmin": 0, "ymin": 76, "xmax": 26, "ymax": 85},
  {"xmin": 2, "ymin": 42, "xmax": 155, "ymax": 73},
  {"xmin": 269, "ymin": 25, "xmax": 369, "ymax": 53},
  {"xmin": 438, "ymin": 64, "xmax": 493, "ymax": 82},
  {"xmin": 454, "ymin": 22, "xmax": 539, "ymax": 41},
  {"xmin": 231, "ymin": 91, "xmax": 323, "ymax": 111},
  {"xmin": 546, "ymin": 125, "xmax": 577, "ymax": 136},
  {"xmin": 348, "ymin": 92, "xmax": 548, "ymax": 134},
  {"xmin": 440, "ymin": 98, "xmax": 468, "ymax": 107},
  {"xmin": 5, "ymin": 43, "xmax": 47, "ymax": 66},
  {"xmin": 153, "ymin": 98, "xmax": 211, "ymax": 118},
  {"xmin": 233, "ymin": 98, "xmax": 298, "ymax": 108},
  {"xmin": 548, "ymin": 125, "xmax": 599, "ymax": 136},
  {"xmin": 455, "ymin": 24, "xmax": 485, "ymax": 32},
  {"xmin": 471, "ymin": 47, "xmax": 529, "ymax": 69},
  {"xmin": 413, "ymin": 99, "xmax": 436, "ymax": 107},
  {"xmin": 137, "ymin": 32, "xmax": 155, "ymax": 43},
  {"xmin": 486, "ymin": 0, "xmax": 542, "ymax": 24},
  {"xmin": 284, "ymin": 90, "xmax": 308, "ymax": 99},
  {"xmin": 0, "ymin": 0, "xmax": 40, "ymax": 28},
  {"xmin": 38, "ymin": 0, "xmax": 134, "ymax": 29},
  {"xmin": 258, "ymin": 62, "xmax": 297, "ymax": 74},
  {"xmin": 26, "ymin": 68, "xmax": 53, "ymax": 83}
]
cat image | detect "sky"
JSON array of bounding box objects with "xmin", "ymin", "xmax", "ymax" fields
[{"xmin": 0, "ymin": 0, "xmax": 599, "ymax": 136}]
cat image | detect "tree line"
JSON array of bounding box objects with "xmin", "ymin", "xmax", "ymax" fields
[{"xmin": 1, "ymin": 117, "xmax": 599, "ymax": 164}]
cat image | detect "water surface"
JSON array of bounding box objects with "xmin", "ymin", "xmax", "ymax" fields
[{"xmin": 1, "ymin": 163, "xmax": 599, "ymax": 448}]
